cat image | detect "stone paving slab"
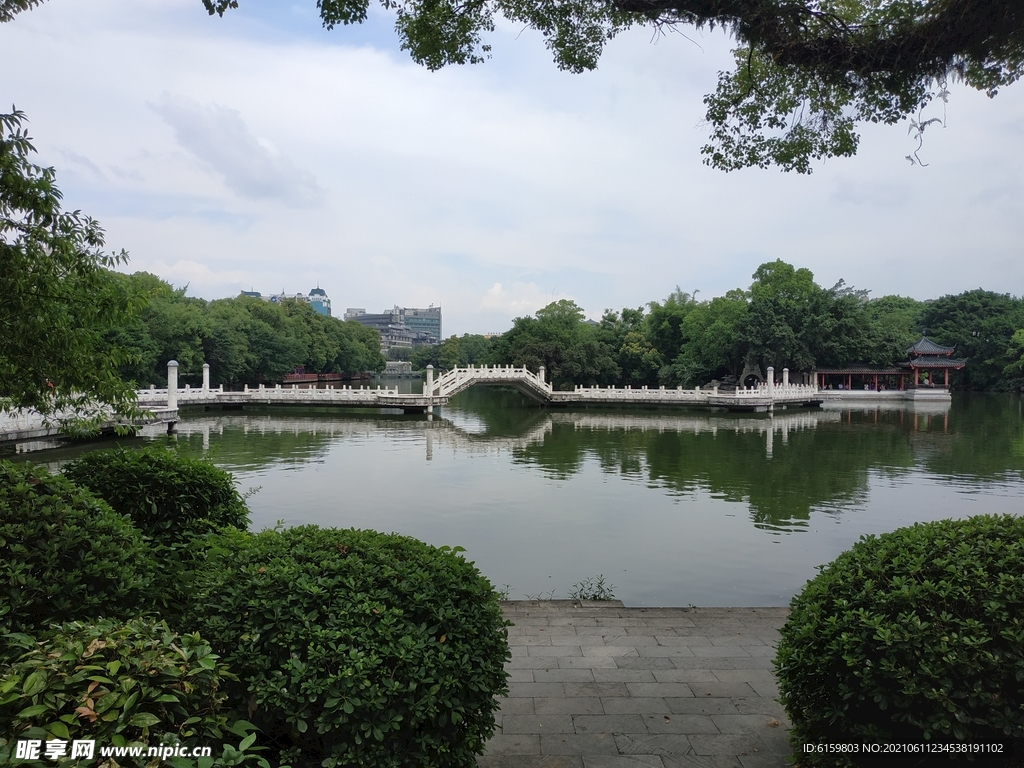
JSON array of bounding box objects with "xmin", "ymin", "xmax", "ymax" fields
[{"xmin": 480, "ymin": 602, "xmax": 792, "ymax": 768}]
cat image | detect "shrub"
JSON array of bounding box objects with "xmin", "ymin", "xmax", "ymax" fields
[
  {"xmin": 0, "ymin": 618, "xmax": 271, "ymax": 767},
  {"xmin": 569, "ymin": 575, "xmax": 616, "ymax": 601},
  {"xmin": 187, "ymin": 526, "xmax": 511, "ymax": 768},
  {"xmin": 775, "ymin": 514, "xmax": 1024, "ymax": 767},
  {"xmin": 0, "ymin": 461, "xmax": 155, "ymax": 665},
  {"xmin": 63, "ymin": 446, "xmax": 250, "ymax": 542}
]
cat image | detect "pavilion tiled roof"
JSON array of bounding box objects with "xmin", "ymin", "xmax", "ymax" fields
[
  {"xmin": 900, "ymin": 356, "xmax": 967, "ymax": 369},
  {"xmin": 907, "ymin": 336, "xmax": 955, "ymax": 356}
]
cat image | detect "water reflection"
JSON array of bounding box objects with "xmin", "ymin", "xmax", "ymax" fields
[
  {"xmin": 14, "ymin": 391, "xmax": 1024, "ymax": 606},
  {"xmin": 138, "ymin": 392, "xmax": 1024, "ymax": 538}
]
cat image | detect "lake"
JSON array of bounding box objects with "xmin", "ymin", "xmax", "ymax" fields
[{"xmin": 17, "ymin": 388, "xmax": 1024, "ymax": 607}]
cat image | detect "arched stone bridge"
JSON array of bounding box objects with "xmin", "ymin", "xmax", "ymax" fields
[
  {"xmin": 0, "ymin": 364, "xmax": 823, "ymax": 447},
  {"xmin": 136, "ymin": 362, "xmax": 823, "ymax": 415}
]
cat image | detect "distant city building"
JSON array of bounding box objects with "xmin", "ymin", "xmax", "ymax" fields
[
  {"xmin": 403, "ymin": 306, "xmax": 442, "ymax": 342},
  {"xmin": 344, "ymin": 305, "xmax": 442, "ymax": 352},
  {"xmin": 307, "ymin": 287, "xmax": 331, "ymax": 316},
  {"xmin": 241, "ymin": 287, "xmax": 332, "ymax": 316}
]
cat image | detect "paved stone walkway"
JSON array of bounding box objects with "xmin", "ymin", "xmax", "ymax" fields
[{"xmin": 480, "ymin": 601, "xmax": 792, "ymax": 768}]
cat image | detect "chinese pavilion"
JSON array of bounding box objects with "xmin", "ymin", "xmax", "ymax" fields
[
  {"xmin": 814, "ymin": 336, "xmax": 965, "ymax": 391},
  {"xmin": 900, "ymin": 336, "xmax": 966, "ymax": 388}
]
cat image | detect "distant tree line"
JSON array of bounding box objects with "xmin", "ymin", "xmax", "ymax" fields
[
  {"xmin": 411, "ymin": 261, "xmax": 1024, "ymax": 392},
  {"xmin": 109, "ymin": 273, "xmax": 385, "ymax": 388}
]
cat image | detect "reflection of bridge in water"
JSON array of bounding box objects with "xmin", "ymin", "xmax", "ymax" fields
[
  {"xmin": 140, "ymin": 362, "xmax": 823, "ymax": 416},
  {"xmin": 153, "ymin": 408, "xmax": 842, "ymax": 462}
]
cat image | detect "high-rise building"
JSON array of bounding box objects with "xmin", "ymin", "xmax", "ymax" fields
[
  {"xmin": 345, "ymin": 305, "xmax": 442, "ymax": 352},
  {"xmin": 307, "ymin": 287, "xmax": 331, "ymax": 316},
  {"xmin": 404, "ymin": 306, "xmax": 442, "ymax": 342}
]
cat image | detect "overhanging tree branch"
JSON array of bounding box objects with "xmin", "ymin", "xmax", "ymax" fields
[{"xmin": 5, "ymin": 0, "xmax": 1023, "ymax": 170}]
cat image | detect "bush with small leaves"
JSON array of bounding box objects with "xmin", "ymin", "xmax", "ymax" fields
[
  {"xmin": 63, "ymin": 446, "xmax": 250, "ymax": 542},
  {"xmin": 64, "ymin": 447, "xmax": 251, "ymax": 621},
  {"xmin": 775, "ymin": 514, "xmax": 1024, "ymax": 767},
  {"xmin": 0, "ymin": 461, "xmax": 155, "ymax": 665},
  {"xmin": 187, "ymin": 525, "xmax": 511, "ymax": 768},
  {"xmin": 0, "ymin": 618, "xmax": 272, "ymax": 767}
]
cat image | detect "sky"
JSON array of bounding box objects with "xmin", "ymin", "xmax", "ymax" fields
[{"xmin": 3, "ymin": 0, "xmax": 1024, "ymax": 336}]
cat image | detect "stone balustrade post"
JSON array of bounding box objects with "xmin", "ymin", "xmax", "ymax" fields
[
  {"xmin": 767, "ymin": 366, "xmax": 775, "ymax": 400},
  {"xmin": 538, "ymin": 365, "xmax": 546, "ymax": 384},
  {"xmin": 425, "ymin": 365, "xmax": 434, "ymax": 414},
  {"xmin": 202, "ymin": 363, "xmax": 210, "ymax": 392},
  {"xmin": 782, "ymin": 367, "xmax": 789, "ymax": 387},
  {"xmin": 166, "ymin": 361, "xmax": 178, "ymax": 410}
]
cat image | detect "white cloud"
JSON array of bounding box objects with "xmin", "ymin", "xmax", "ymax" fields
[
  {"xmin": 479, "ymin": 282, "xmax": 572, "ymax": 316},
  {"xmin": 150, "ymin": 95, "xmax": 324, "ymax": 207}
]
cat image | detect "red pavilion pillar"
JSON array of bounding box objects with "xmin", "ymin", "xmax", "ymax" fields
[
  {"xmin": 944, "ymin": 368, "xmax": 949, "ymax": 387},
  {"xmin": 914, "ymin": 368, "xmax": 919, "ymax": 387}
]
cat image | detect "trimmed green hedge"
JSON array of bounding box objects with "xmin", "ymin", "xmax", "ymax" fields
[
  {"xmin": 775, "ymin": 514, "xmax": 1024, "ymax": 767},
  {"xmin": 0, "ymin": 461, "xmax": 155, "ymax": 665},
  {"xmin": 187, "ymin": 526, "xmax": 511, "ymax": 768},
  {"xmin": 63, "ymin": 446, "xmax": 250, "ymax": 542}
]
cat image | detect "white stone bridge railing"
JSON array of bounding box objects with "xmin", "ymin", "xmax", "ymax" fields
[
  {"xmin": 428, "ymin": 364, "xmax": 553, "ymax": 401},
  {"xmin": 558, "ymin": 382, "xmax": 818, "ymax": 400},
  {"xmin": 133, "ymin": 361, "xmax": 822, "ymax": 414},
  {"xmin": 136, "ymin": 382, "xmax": 400, "ymax": 406},
  {"xmin": 427, "ymin": 364, "xmax": 820, "ymax": 408}
]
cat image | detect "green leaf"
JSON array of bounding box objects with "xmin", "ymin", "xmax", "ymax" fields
[
  {"xmin": 128, "ymin": 712, "xmax": 161, "ymax": 727},
  {"xmin": 47, "ymin": 722, "xmax": 70, "ymax": 740},
  {"xmin": 23, "ymin": 670, "xmax": 47, "ymax": 696},
  {"xmin": 16, "ymin": 704, "xmax": 51, "ymax": 719}
]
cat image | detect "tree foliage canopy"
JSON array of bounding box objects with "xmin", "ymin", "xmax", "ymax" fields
[
  {"xmin": 4, "ymin": 1, "xmax": 1023, "ymax": 171},
  {"xmin": 484, "ymin": 264, "xmax": 1024, "ymax": 392},
  {"xmin": 211, "ymin": 0, "xmax": 1020, "ymax": 172},
  {"xmin": 5, "ymin": 1, "xmax": 1021, "ymax": 170},
  {"xmin": 112, "ymin": 273, "xmax": 387, "ymax": 387},
  {"xmin": 0, "ymin": 109, "xmax": 143, "ymax": 422}
]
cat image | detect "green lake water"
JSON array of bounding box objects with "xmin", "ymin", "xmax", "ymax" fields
[{"xmin": 20, "ymin": 389, "xmax": 1024, "ymax": 607}]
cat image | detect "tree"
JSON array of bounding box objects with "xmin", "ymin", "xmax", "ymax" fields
[
  {"xmin": 5, "ymin": 0, "xmax": 1023, "ymax": 171},
  {"xmin": 488, "ymin": 300, "xmax": 618, "ymax": 389},
  {"xmin": 1003, "ymin": 328, "xmax": 1024, "ymax": 385},
  {"xmin": 670, "ymin": 290, "xmax": 749, "ymax": 386},
  {"xmin": 0, "ymin": 109, "xmax": 143, "ymax": 423},
  {"xmin": 190, "ymin": 0, "xmax": 1024, "ymax": 173},
  {"xmin": 743, "ymin": 260, "xmax": 822, "ymax": 371},
  {"xmin": 862, "ymin": 294, "xmax": 924, "ymax": 366},
  {"xmin": 595, "ymin": 308, "xmax": 662, "ymax": 386},
  {"xmin": 804, "ymin": 279, "xmax": 871, "ymax": 368},
  {"xmin": 645, "ymin": 288, "xmax": 699, "ymax": 364},
  {"xmin": 918, "ymin": 289, "xmax": 1024, "ymax": 390}
]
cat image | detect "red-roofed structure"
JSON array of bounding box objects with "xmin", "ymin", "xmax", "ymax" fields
[
  {"xmin": 900, "ymin": 336, "xmax": 966, "ymax": 388},
  {"xmin": 814, "ymin": 336, "xmax": 965, "ymax": 391}
]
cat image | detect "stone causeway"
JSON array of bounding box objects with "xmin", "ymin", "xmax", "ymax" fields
[{"xmin": 480, "ymin": 601, "xmax": 792, "ymax": 768}]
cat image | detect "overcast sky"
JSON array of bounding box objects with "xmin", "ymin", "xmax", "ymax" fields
[{"xmin": 4, "ymin": 0, "xmax": 1024, "ymax": 335}]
